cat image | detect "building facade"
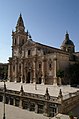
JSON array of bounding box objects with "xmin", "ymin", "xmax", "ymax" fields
[{"xmin": 8, "ymin": 14, "xmax": 79, "ymax": 85}]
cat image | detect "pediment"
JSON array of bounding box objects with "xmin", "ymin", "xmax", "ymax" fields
[{"xmin": 23, "ymin": 39, "xmax": 36, "ymax": 48}]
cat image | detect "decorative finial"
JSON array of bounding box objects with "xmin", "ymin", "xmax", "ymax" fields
[
  {"xmin": 46, "ymin": 87, "xmax": 49, "ymax": 94},
  {"xmin": 29, "ymin": 34, "xmax": 31, "ymax": 39},
  {"xmin": 12, "ymin": 29, "xmax": 14, "ymax": 35},
  {"xmin": 45, "ymin": 87, "xmax": 50, "ymax": 100},
  {"xmin": 65, "ymin": 30, "xmax": 69, "ymax": 41},
  {"xmin": 27, "ymin": 30, "xmax": 29, "ymax": 35},
  {"xmin": 20, "ymin": 13, "xmax": 22, "ymax": 17},
  {"xmin": 27, "ymin": 31, "xmax": 32, "ymax": 40},
  {"xmin": 4, "ymin": 82, "xmax": 6, "ymax": 91},
  {"xmin": 29, "ymin": 33, "xmax": 32, "ymax": 40},
  {"xmin": 20, "ymin": 85, "xmax": 24, "ymax": 93},
  {"xmin": 59, "ymin": 89, "xmax": 63, "ymax": 98},
  {"xmin": 66, "ymin": 30, "xmax": 68, "ymax": 34}
]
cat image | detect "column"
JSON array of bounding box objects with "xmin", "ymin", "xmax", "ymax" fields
[
  {"xmin": 21, "ymin": 59, "xmax": 24, "ymax": 83},
  {"xmin": 35, "ymin": 103, "xmax": 38, "ymax": 113},
  {"xmin": 15, "ymin": 60, "xmax": 18, "ymax": 83},
  {"xmin": 53, "ymin": 56, "xmax": 57, "ymax": 86},
  {"xmin": 8, "ymin": 97, "xmax": 10, "ymax": 105},
  {"xmin": 19, "ymin": 98, "xmax": 23, "ymax": 108},
  {"xmin": 33, "ymin": 59, "xmax": 36, "ymax": 84},
  {"xmin": 8, "ymin": 63, "xmax": 11, "ymax": 82},
  {"xmin": 43, "ymin": 101, "xmax": 49, "ymax": 116},
  {"xmin": 24, "ymin": 71, "xmax": 27, "ymax": 83},
  {"xmin": 41, "ymin": 57, "xmax": 45, "ymax": 84},
  {"xmin": 27, "ymin": 100, "xmax": 30, "ymax": 111},
  {"xmin": 29, "ymin": 65, "xmax": 32, "ymax": 83},
  {"xmin": 33, "ymin": 59, "xmax": 37, "ymax": 90},
  {"xmin": 44, "ymin": 88, "xmax": 50, "ymax": 116},
  {"xmin": 30, "ymin": 72, "xmax": 32, "ymax": 83},
  {"xmin": 19, "ymin": 85, "xmax": 23, "ymax": 108},
  {"xmin": 24, "ymin": 64, "xmax": 27, "ymax": 83},
  {"xmin": 59, "ymin": 77, "xmax": 62, "ymax": 85},
  {"xmin": 13, "ymin": 98, "xmax": 16, "ymax": 106}
]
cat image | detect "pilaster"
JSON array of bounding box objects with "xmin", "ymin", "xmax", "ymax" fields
[
  {"xmin": 44, "ymin": 88, "xmax": 50, "ymax": 116},
  {"xmin": 19, "ymin": 85, "xmax": 24, "ymax": 108},
  {"xmin": 53, "ymin": 56, "xmax": 57, "ymax": 86},
  {"xmin": 15, "ymin": 60, "xmax": 18, "ymax": 83},
  {"xmin": 41, "ymin": 57, "xmax": 45, "ymax": 84},
  {"xmin": 8, "ymin": 63, "xmax": 11, "ymax": 82},
  {"xmin": 21, "ymin": 59, "xmax": 24, "ymax": 83},
  {"xmin": 33, "ymin": 58, "xmax": 36, "ymax": 84},
  {"xmin": 35, "ymin": 103, "xmax": 38, "ymax": 113}
]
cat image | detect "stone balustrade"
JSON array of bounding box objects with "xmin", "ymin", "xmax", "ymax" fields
[{"xmin": 0, "ymin": 87, "xmax": 79, "ymax": 116}]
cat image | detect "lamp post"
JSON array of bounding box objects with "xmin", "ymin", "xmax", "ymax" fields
[{"xmin": 3, "ymin": 73, "xmax": 6, "ymax": 119}]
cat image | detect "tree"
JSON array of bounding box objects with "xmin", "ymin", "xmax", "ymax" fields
[
  {"xmin": 0, "ymin": 65, "xmax": 8, "ymax": 80},
  {"xmin": 64, "ymin": 63, "xmax": 79, "ymax": 86}
]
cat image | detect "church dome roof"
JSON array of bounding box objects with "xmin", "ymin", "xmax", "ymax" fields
[{"xmin": 61, "ymin": 32, "xmax": 74, "ymax": 47}]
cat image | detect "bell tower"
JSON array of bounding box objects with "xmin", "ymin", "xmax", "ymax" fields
[
  {"xmin": 12, "ymin": 14, "xmax": 28, "ymax": 57},
  {"xmin": 16, "ymin": 13, "xmax": 25, "ymax": 32}
]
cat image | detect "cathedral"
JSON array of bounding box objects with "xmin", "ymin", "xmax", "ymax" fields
[
  {"xmin": 1, "ymin": 14, "xmax": 79, "ymax": 117},
  {"xmin": 8, "ymin": 14, "xmax": 79, "ymax": 85}
]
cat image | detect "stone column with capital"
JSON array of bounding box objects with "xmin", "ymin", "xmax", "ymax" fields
[
  {"xmin": 24, "ymin": 63, "xmax": 27, "ymax": 83},
  {"xmin": 19, "ymin": 85, "xmax": 24, "ymax": 108},
  {"xmin": 8, "ymin": 97, "xmax": 10, "ymax": 105},
  {"xmin": 41, "ymin": 58, "xmax": 45, "ymax": 84},
  {"xmin": 8, "ymin": 63, "xmax": 11, "ymax": 82},
  {"xmin": 35, "ymin": 103, "xmax": 38, "ymax": 113},
  {"xmin": 15, "ymin": 60, "xmax": 18, "ymax": 83},
  {"xmin": 33, "ymin": 59, "xmax": 36, "ymax": 84},
  {"xmin": 43, "ymin": 88, "xmax": 50, "ymax": 116},
  {"xmin": 13, "ymin": 98, "xmax": 16, "ymax": 106},
  {"xmin": 53, "ymin": 56, "xmax": 57, "ymax": 86},
  {"xmin": 21, "ymin": 59, "xmax": 24, "ymax": 83}
]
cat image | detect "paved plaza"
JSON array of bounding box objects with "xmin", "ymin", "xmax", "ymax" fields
[
  {"xmin": 0, "ymin": 102, "xmax": 77, "ymax": 119},
  {"xmin": 0, "ymin": 102, "xmax": 49, "ymax": 119}
]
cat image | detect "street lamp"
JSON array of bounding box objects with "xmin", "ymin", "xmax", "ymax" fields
[{"xmin": 3, "ymin": 73, "xmax": 6, "ymax": 119}]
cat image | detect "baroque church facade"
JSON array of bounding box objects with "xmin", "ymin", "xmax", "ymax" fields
[{"xmin": 8, "ymin": 14, "xmax": 79, "ymax": 85}]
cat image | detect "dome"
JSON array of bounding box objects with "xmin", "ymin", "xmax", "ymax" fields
[
  {"xmin": 61, "ymin": 32, "xmax": 75, "ymax": 53},
  {"xmin": 61, "ymin": 32, "xmax": 74, "ymax": 47}
]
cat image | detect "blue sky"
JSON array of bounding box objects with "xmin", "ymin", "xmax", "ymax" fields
[{"xmin": 0, "ymin": 0, "xmax": 79, "ymax": 63}]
